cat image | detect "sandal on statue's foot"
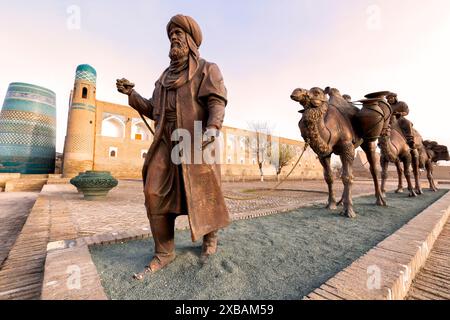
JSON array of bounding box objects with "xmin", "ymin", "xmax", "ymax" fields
[
  {"xmin": 200, "ymin": 244, "xmax": 217, "ymax": 263},
  {"xmin": 201, "ymin": 245, "xmax": 217, "ymax": 258},
  {"xmin": 133, "ymin": 266, "xmax": 152, "ymax": 281},
  {"xmin": 132, "ymin": 256, "xmax": 175, "ymax": 280}
]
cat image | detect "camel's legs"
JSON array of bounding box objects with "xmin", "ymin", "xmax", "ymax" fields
[
  {"xmin": 394, "ymin": 160, "xmax": 404, "ymax": 193},
  {"xmin": 411, "ymin": 149, "xmax": 423, "ymax": 195},
  {"xmin": 319, "ymin": 156, "xmax": 337, "ymax": 210},
  {"xmin": 380, "ymin": 156, "xmax": 389, "ymax": 198},
  {"xmin": 425, "ymin": 159, "xmax": 438, "ymax": 191},
  {"xmin": 402, "ymin": 155, "xmax": 417, "ymax": 198},
  {"xmin": 361, "ymin": 141, "xmax": 386, "ymax": 206},
  {"xmin": 339, "ymin": 144, "xmax": 356, "ymax": 218}
]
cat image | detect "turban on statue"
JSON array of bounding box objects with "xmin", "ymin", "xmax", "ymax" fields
[
  {"xmin": 386, "ymin": 92, "xmax": 398, "ymax": 98},
  {"xmin": 167, "ymin": 14, "xmax": 203, "ymax": 48},
  {"xmin": 167, "ymin": 14, "xmax": 202, "ymax": 62},
  {"xmin": 163, "ymin": 14, "xmax": 203, "ymax": 88}
]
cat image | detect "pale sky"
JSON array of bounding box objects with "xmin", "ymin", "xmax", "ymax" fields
[{"xmin": 1, "ymin": 0, "xmax": 450, "ymax": 157}]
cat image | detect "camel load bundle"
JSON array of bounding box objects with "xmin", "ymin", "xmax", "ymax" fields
[{"xmin": 354, "ymin": 91, "xmax": 393, "ymax": 142}]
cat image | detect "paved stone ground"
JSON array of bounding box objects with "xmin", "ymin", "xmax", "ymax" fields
[
  {"xmin": 0, "ymin": 178, "xmax": 422, "ymax": 300},
  {"xmin": 90, "ymin": 190, "xmax": 447, "ymax": 300},
  {"xmin": 0, "ymin": 193, "xmax": 50, "ymax": 300},
  {"xmin": 407, "ymin": 213, "xmax": 450, "ymax": 299},
  {"xmin": 0, "ymin": 192, "xmax": 38, "ymax": 267},
  {"xmin": 61, "ymin": 179, "xmax": 398, "ymax": 237}
]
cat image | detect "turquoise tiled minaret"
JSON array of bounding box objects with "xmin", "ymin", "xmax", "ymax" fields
[
  {"xmin": 75, "ymin": 64, "xmax": 97, "ymax": 84},
  {"xmin": 0, "ymin": 82, "xmax": 57, "ymax": 174}
]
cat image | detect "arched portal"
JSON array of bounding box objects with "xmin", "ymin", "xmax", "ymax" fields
[{"xmin": 101, "ymin": 114, "xmax": 125, "ymax": 138}]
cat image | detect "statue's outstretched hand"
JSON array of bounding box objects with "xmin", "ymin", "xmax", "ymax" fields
[{"xmin": 116, "ymin": 78, "xmax": 135, "ymax": 96}]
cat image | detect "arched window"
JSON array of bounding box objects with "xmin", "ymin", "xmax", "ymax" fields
[
  {"xmin": 82, "ymin": 87, "xmax": 88, "ymax": 99},
  {"xmin": 101, "ymin": 114, "xmax": 126, "ymax": 138},
  {"xmin": 131, "ymin": 119, "xmax": 151, "ymax": 141},
  {"xmin": 109, "ymin": 147, "xmax": 118, "ymax": 158}
]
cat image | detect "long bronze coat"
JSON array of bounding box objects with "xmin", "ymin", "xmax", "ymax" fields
[{"xmin": 129, "ymin": 58, "xmax": 230, "ymax": 242}]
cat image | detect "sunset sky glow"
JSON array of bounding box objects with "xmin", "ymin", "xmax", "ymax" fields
[{"xmin": 1, "ymin": 0, "xmax": 450, "ymax": 156}]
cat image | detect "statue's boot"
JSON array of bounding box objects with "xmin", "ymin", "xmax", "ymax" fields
[
  {"xmin": 133, "ymin": 215, "xmax": 176, "ymax": 280},
  {"xmin": 200, "ymin": 231, "xmax": 218, "ymax": 262}
]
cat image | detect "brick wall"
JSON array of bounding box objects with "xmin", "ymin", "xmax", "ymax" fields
[{"xmin": 68, "ymin": 100, "xmax": 324, "ymax": 180}]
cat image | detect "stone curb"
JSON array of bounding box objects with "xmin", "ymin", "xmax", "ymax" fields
[
  {"xmin": 305, "ymin": 191, "xmax": 450, "ymax": 300},
  {"xmin": 41, "ymin": 244, "xmax": 107, "ymax": 300}
]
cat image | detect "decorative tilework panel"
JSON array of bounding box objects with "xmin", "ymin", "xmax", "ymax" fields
[
  {"xmin": 6, "ymin": 88, "xmax": 56, "ymax": 105},
  {"xmin": 0, "ymin": 145, "xmax": 55, "ymax": 174},
  {"xmin": 64, "ymin": 134, "xmax": 93, "ymax": 153},
  {"xmin": 0, "ymin": 121, "xmax": 55, "ymax": 137},
  {"xmin": 0, "ymin": 110, "xmax": 56, "ymax": 126},
  {"xmin": 76, "ymin": 71, "xmax": 96, "ymax": 84},
  {"xmin": 3, "ymin": 98, "xmax": 56, "ymax": 117},
  {"xmin": 71, "ymin": 103, "xmax": 96, "ymax": 113},
  {"xmin": 0, "ymin": 145, "xmax": 55, "ymax": 158},
  {"xmin": 9, "ymin": 82, "xmax": 55, "ymax": 96},
  {"xmin": 0, "ymin": 132, "xmax": 55, "ymax": 147}
]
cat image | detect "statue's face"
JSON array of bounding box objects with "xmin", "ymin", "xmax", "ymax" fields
[
  {"xmin": 387, "ymin": 96, "xmax": 396, "ymax": 104},
  {"xmin": 169, "ymin": 27, "xmax": 189, "ymax": 60}
]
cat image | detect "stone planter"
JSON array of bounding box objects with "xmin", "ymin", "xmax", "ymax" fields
[
  {"xmin": 70, "ymin": 171, "xmax": 118, "ymax": 200},
  {"xmin": 74, "ymin": 172, "xmax": 86, "ymax": 193}
]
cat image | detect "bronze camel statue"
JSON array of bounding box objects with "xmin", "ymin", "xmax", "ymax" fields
[
  {"xmin": 378, "ymin": 119, "xmax": 424, "ymax": 197},
  {"xmin": 380, "ymin": 133, "xmax": 449, "ymax": 196},
  {"xmin": 290, "ymin": 87, "xmax": 387, "ymax": 218},
  {"xmin": 421, "ymin": 141, "xmax": 450, "ymax": 190}
]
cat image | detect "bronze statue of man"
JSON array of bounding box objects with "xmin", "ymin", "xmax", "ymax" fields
[
  {"xmin": 386, "ymin": 92, "xmax": 415, "ymax": 148},
  {"xmin": 116, "ymin": 14, "xmax": 230, "ymax": 278}
]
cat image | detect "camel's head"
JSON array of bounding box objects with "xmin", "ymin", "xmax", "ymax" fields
[
  {"xmin": 291, "ymin": 87, "xmax": 327, "ymax": 112},
  {"xmin": 290, "ymin": 88, "xmax": 309, "ymax": 108},
  {"xmin": 424, "ymin": 140, "xmax": 450, "ymax": 162}
]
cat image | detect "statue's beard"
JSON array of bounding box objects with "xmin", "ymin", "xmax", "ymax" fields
[{"xmin": 169, "ymin": 43, "xmax": 189, "ymax": 61}]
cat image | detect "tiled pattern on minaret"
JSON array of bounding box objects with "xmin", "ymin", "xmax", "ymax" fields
[{"xmin": 0, "ymin": 83, "xmax": 56, "ymax": 174}]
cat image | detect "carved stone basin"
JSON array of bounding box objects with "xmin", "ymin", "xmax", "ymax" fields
[{"xmin": 70, "ymin": 171, "xmax": 118, "ymax": 200}]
